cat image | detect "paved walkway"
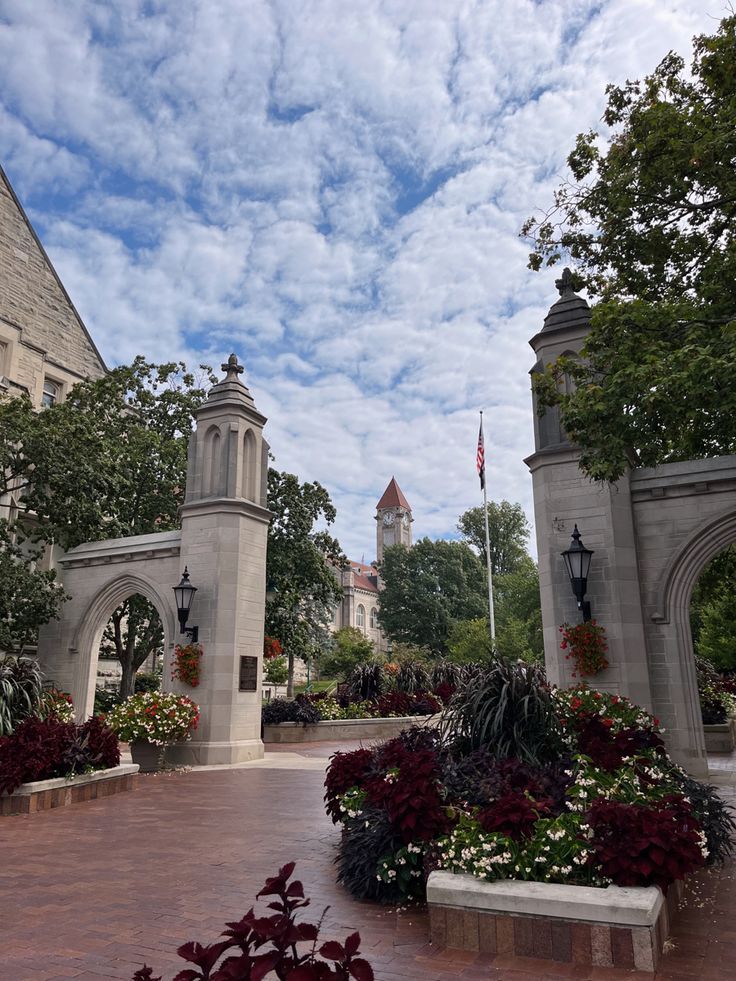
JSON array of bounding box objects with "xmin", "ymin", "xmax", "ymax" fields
[{"xmin": 2, "ymin": 743, "xmax": 736, "ymax": 981}]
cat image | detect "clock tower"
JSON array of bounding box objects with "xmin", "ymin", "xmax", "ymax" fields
[{"xmin": 376, "ymin": 477, "xmax": 412, "ymax": 563}]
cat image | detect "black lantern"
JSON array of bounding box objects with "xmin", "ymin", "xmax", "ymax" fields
[
  {"xmin": 561, "ymin": 525, "xmax": 594, "ymax": 622},
  {"xmin": 173, "ymin": 567, "xmax": 199, "ymax": 642}
]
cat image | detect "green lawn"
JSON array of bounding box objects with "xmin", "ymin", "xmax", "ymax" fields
[{"xmin": 294, "ymin": 679, "xmax": 336, "ymax": 695}]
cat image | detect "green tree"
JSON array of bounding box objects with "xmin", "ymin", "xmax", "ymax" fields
[
  {"xmin": 99, "ymin": 595, "xmax": 164, "ymax": 699},
  {"xmin": 494, "ymin": 556, "xmax": 544, "ymax": 663},
  {"xmin": 691, "ymin": 546, "xmax": 736, "ymax": 671},
  {"xmin": 321, "ymin": 626, "xmax": 375, "ymax": 681},
  {"xmin": 0, "ymin": 519, "xmax": 67, "ymax": 653},
  {"xmin": 265, "ymin": 469, "xmax": 344, "ymax": 696},
  {"xmin": 378, "ymin": 538, "xmax": 487, "ymax": 654},
  {"xmin": 457, "ymin": 500, "xmax": 531, "ymax": 576},
  {"xmin": 447, "ymin": 618, "xmax": 493, "ymax": 664},
  {"xmin": 0, "ymin": 360, "xmax": 213, "ymax": 691},
  {"xmin": 522, "ymin": 16, "xmax": 736, "ymax": 482}
]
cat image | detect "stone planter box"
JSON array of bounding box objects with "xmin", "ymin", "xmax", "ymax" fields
[
  {"xmin": 427, "ymin": 871, "xmax": 683, "ymax": 973},
  {"xmin": 703, "ymin": 718, "xmax": 736, "ymax": 753},
  {"xmin": 0, "ymin": 764, "xmax": 139, "ymax": 816},
  {"xmin": 263, "ymin": 714, "xmax": 439, "ymax": 743}
]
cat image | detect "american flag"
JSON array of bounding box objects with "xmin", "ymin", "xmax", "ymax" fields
[{"xmin": 477, "ymin": 417, "xmax": 485, "ymax": 490}]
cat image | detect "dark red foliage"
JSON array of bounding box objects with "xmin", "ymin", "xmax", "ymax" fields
[
  {"xmin": 0, "ymin": 715, "xmax": 77, "ymax": 794},
  {"xmin": 79, "ymin": 715, "xmax": 121, "ymax": 769},
  {"xmin": 0, "ymin": 715, "xmax": 120, "ymax": 795},
  {"xmin": 588, "ymin": 796, "xmax": 705, "ymax": 891},
  {"xmin": 131, "ymin": 863, "xmax": 374, "ymax": 981},
  {"xmin": 366, "ymin": 745, "xmax": 451, "ymax": 843},
  {"xmin": 324, "ymin": 748, "xmax": 376, "ymax": 822},
  {"xmin": 574, "ymin": 714, "xmax": 665, "ymax": 772},
  {"xmin": 477, "ymin": 792, "xmax": 554, "ymax": 840},
  {"xmin": 373, "ymin": 691, "xmax": 412, "ymax": 717},
  {"xmin": 411, "ymin": 692, "xmax": 442, "ymax": 716},
  {"xmin": 433, "ymin": 681, "xmax": 456, "ymax": 705}
]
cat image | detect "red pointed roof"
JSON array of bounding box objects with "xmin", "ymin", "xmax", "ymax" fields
[{"xmin": 377, "ymin": 477, "xmax": 410, "ymax": 511}]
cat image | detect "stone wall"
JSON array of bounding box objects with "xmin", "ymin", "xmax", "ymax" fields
[{"xmin": 0, "ymin": 165, "xmax": 106, "ymax": 406}]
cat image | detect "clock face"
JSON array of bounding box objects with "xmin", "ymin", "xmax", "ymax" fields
[
  {"xmin": 382, "ymin": 511, "xmax": 395, "ymax": 527},
  {"xmin": 401, "ymin": 513, "xmax": 411, "ymax": 527}
]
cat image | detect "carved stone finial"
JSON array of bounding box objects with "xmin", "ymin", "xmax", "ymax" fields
[
  {"xmin": 221, "ymin": 353, "xmax": 244, "ymax": 379},
  {"xmin": 555, "ymin": 267, "xmax": 575, "ymax": 297}
]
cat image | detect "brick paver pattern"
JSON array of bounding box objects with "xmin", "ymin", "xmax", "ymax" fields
[{"xmin": 2, "ymin": 742, "xmax": 736, "ymax": 981}]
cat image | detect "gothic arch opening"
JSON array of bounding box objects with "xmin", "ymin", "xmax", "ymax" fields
[
  {"xmin": 689, "ymin": 542, "xmax": 736, "ymax": 728},
  {"xmin": 653, "ymin": 508, "xmax": 736, "ymax": 766},
  {"xmin": 203, "ymin": 425, "xmax": 222, "ymax": 497},
  {"xmin": 242, "ymin": 428, "xmax": 257, "ymax": 501},
  {"xmin": 71, "ymin": 573, "xmax": 176, "ymax": 719}
]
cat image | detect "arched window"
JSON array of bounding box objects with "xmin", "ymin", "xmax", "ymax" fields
[
  {"xmin": 42, "ymin": 377, "xmax": 60, "ymax": 407},
  {"xmin": 203, "ymin": 427, "xmax": 221, "ymax": 496},
  {"xmin": 370, "ymin": 607, "xmax": 379, "ymax": 629},
  {"xmin": 242, "ymin": 428, "xmax": 257, "ymax": 500},
  {"xmin": 356, "ymin": 604, "xmax": 365, "ymax": 628}
]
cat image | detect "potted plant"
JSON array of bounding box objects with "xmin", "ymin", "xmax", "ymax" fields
[{"xmin": 105, "ymin": 691, "xmax": 199, "ymax": 772}]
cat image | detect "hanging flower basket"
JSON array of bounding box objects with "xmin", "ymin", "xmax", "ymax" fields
[
  {"xmin": 560, "ymin": 620, "xmax": 609, "ymax": 677},
  {"xmin": 172, "ymin": 642, "xmax": 203, "ymax": 687}
]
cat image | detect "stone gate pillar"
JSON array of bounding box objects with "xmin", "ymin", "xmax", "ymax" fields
[
  {"xmin": 525, "ymin": 272, "xmax": 653, "ymax": 714},
  {"xmin": 168, "ymin": 354, "xmax": 271, "ymax": 766}
]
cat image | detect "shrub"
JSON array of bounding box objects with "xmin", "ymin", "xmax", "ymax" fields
[
  {"xmin": 94, "ymin": 687, "xmax": 120, "ymax": 714},
  {"xmin": 373, "ymin": 691, "xmax": 412, "ymax": 717},
  {"xmin": 0, "ymin": 715, "xmax": 76, "ymax": 793},
  {"xmin": 395, "ymin": 661, "xmax": 430, "ymax": 694},
  {"xmin": 132, "ymin": 862, "xmax": 374, "ymax": 980},
  {"xmin": 476, "ymin": 792, "xmax": 554, "ymax": 840},
  {"xmin": 366, "ymin": 745, "xmax": 451, "ymax": 843},
  {"xmin": 38, "ymin": 687, "xmax": 75, "ymax": 723},
  {"xmin": 348, "ymin": 663, "xmax": 384, "ymax": 702},
  {"xmin": 433, "ymin": 681, "xmax": 456, "ymax": 705},
  {"xmin": 669, "ymin": 768, "xmax": 736, "ymax": 865},
  {"xmin": 0, "ymin": 714, "xmax": 119, "ymax": 795},
  {"xmin": 134, "ymin": 672, "xmax": 162, "ymax": 694},
  {"xmin": 264, "ymin": 655, "xmax": 289, "ymax": 685},
  {"xmin": 0, "ymin": 654, "xmax": 44, "ymax": 736},
  {"xmin": 588, "ymin": 796, "xmax": 706, "ymax": 891},
  {"xmin": 106, "ymin": 692, "xmax": 199, "ymax": 745},
  {"xmin": 324, "ymin": 747, "xmax": 376, "ymax": 822},
  {"xmin": 700, "ymin": 683, "xmax": 731, "ymax": 724},
  {"xmin": 336, "ymin": 804, "xmax": 406, "ymax": 903},
  {"xmin": 440, "ymin": 658, "xmax": 559, "ymax": 765},
  {"xmin": 262, "ymin": 695, "xmax": 322, "ymax": 725},
  {"xmin": 431, "ymin": 659, "xmax": 465, "ymax": 689},
  {"xmin": 79, "ymin": 715, "xmax": 121, "ymax": 769}
]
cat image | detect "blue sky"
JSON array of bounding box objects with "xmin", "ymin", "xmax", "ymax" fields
[{"xmin": 0, "ymin": 0, "xmax": 718, "ymax": 561}]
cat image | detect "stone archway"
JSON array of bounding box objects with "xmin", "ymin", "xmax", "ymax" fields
[
  {"xmin": 36, "ymin": 531, "xmax": 182, "ymax": 720},
  {"xmin": 72, "ymin": 571, "xmax": 178, "ymax": 720},
  {"xmin": 37, "ymin": 355, "xmax": 272, "ymax": 765},
  {"xmin": 526, "ymin": 273, "xmax": 736, "ymax": 778}
]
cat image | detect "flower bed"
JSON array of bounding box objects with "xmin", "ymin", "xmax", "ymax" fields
[
  {"xmin": 105, "ymin": 691, "xmax": 199, "ymax": 745},
  {"xmin": 325, "ymin": 661, "xmax": 735, "ymax": 928},
  {"xmin": 264, "ymin": 713, "xmax": 440, "ymax": 743},
  {"xmin": 1, "ymin": 763, "xmax": 139, "ymax": 816},
  {"xmin": 0, "ymin": 715, "xmax": 121, "ymax": 798}
]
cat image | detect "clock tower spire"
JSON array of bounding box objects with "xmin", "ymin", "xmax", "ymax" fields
[{"xmin": 376, "ymin": 477, "xmax": 412, "ymax": 563}]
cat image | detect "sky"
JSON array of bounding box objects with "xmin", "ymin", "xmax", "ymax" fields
[{"xmin": 0, "ymin": 0, "xmax": 722, "ymax": 562}]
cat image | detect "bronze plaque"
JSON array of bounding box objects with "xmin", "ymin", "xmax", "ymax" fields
[{"xmin": 239, "ymin": 655, "xmax": 258, "ymax": 692}]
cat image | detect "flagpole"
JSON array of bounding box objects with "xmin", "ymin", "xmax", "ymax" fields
[{"xmin": 479, "ymin": 411, "xmax": 496, "ymax": 643}]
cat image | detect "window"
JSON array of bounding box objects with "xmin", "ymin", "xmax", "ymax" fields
[
  {"xmin": 42, "ymin": 377, "xmax": 60, "ymax": 407},
  {"xmin": 356, "ymin": 604, "xmax": 365, "ymax": 628},
  {"xmin": 370, "ymin": 607, "xmax": 379, "ymax": 629}
]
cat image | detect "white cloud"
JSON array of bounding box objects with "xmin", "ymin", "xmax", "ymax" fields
[{"xmin": 0, "ymin": 0, "xmax": 719, "ymax": 560}]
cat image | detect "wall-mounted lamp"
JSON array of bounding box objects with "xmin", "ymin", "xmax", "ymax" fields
[
  {"xmin": 561, "ymin": 525, "xmax": 594, "ymax": 622},
  {"xmin": 173, "ymin": 567, "xmax": 199, "ymax": 643}
]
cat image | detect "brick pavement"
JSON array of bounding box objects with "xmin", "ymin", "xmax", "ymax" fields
[{"xmin": 2, "ymin": 743, "xmax": 736, "ymax": 981}]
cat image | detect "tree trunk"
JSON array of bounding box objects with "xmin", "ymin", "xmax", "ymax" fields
[
  {"xmin": 286, "ymin": 650, "xmax": 295, "ymax": 699},
  {"xmin": 119, "ymin": 656, "xmax": 135, "ymax": 699}
]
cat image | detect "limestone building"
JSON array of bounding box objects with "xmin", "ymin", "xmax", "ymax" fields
[
  {"xmin": 0, "ymin": 165, "xmax": 106, "ymax": 407},
  {"xmin": 333, "ymin": 477, "xmax": 413, "ymax": 650}
]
